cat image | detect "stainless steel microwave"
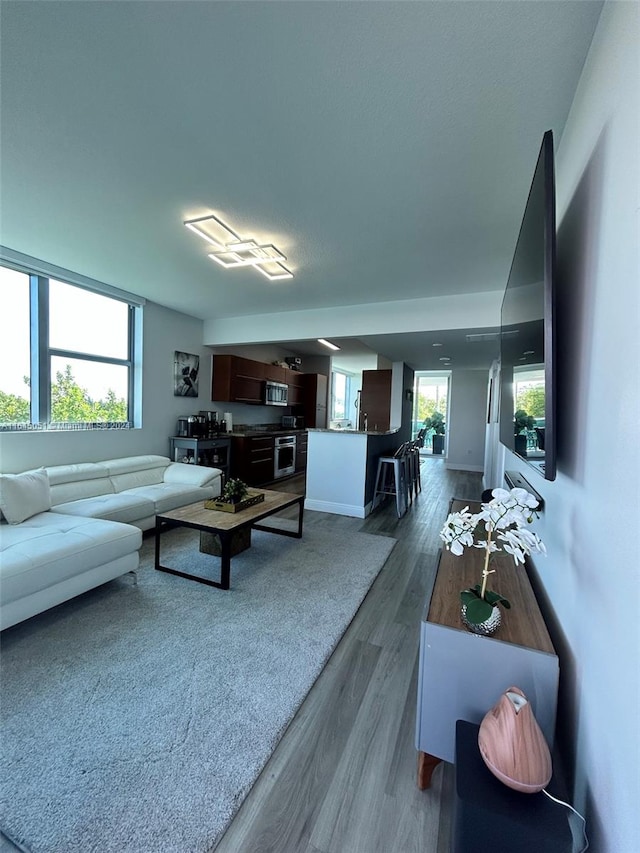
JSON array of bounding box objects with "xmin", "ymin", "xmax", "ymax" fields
[{"xmin": 264, "ymin": 380, "xmax": 288, "ymax": 406}]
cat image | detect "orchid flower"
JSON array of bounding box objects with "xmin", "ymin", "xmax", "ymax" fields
[{"xmin": 439, "ymin": 487, "xmax": 545, "ymax": 602}]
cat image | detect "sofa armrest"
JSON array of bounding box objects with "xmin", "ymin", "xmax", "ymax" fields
[{"xmin": 163, "ymin": 463, "xmax": 222, "ymax": 488}]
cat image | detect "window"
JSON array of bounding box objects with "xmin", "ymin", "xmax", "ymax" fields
[
  {"xmin": 331, "ymin": 370, "xmax": 352, "ymax": 421},
  {"xmin": 0, "ymin": 268, "xmax": 31, "ymax": 424},
  {"xmin": 0, "ymin": 260, "xmax": 142, "ymax": 430},
  {"xmin": 412, "ymin": 372, "xmax": 449, "ymax": 446}
]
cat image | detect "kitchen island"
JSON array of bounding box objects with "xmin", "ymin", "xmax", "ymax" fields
[{"xmin": 305, "ymin": 427, "xmax": 401, "ymax": 518}]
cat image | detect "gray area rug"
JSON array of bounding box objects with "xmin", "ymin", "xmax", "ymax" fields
[{"xmin": 0, "ymin": 517, "xmax": 395, "ymax": 852}]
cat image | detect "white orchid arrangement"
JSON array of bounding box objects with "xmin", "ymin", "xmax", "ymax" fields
[{"xmin": 440, "ymin": 487, "xmax": 546, "ymax": 626}]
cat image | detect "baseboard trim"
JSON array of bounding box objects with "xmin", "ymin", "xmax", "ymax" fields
[
  {"xmin": 304, "ymin": 498, "xmax": 366, "ymax": 518},
  {"xmin": 445, "ymin": 463, "xmax": 484, "ymax": 473}
]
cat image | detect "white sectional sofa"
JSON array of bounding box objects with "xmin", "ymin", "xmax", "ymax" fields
[{"xmin": 0, "ymin": 455, "xmax": 222, "ymax": 630}]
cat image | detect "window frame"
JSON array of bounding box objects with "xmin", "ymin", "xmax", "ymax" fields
[
  {"xmin": 330, "ymin": 368, "xmax": 353, "ymax": 422},
  {"xmin": 0, "ymin": 252, "xmax": 143, "ymax": 430}
]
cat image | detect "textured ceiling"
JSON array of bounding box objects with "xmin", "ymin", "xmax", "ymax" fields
[{"xmin": 0, "ymin": 1, "xmax": 602, "ymax": 369}]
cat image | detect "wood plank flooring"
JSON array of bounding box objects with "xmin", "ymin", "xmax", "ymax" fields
[
  {"xmin": 0, "ymin": 460, "xmax": 482, "ymax": 853},
  {"xmin": 214, "ymin": 458, "xmax": 483, "ymax": 853}
]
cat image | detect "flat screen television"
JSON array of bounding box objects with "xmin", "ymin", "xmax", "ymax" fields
[{"xmin": 499, "ymin": 130, "xmax": 557, "ymax": 481}]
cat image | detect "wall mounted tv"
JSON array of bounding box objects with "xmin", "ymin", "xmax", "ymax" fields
[{"xmin": 499, "ymin": 130, "xmax": 557, "ymax": 481}]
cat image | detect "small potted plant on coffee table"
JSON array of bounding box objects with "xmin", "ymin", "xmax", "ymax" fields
[{"xmin": 221, "ymin": 478, "xmax": 249, "ymax": 504}]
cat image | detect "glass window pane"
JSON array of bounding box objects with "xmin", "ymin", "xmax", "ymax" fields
[
  {"xmin": 50, "ymin": 357, "xmax": 129, "ymax": 422},
  {"xmin": 0, "ymin": 267, "xmax": 31, "ymax": 423},
  {"xmin": 49, "ymin": 280, "xmax": 129, "ymax": 359},
  {"xmin": 332, "ymin": 372, "xmax": 347, "ymax": 419}
]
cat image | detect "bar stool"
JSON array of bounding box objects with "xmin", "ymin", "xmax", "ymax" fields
[
  {"xmin": 373, "ymin": 443, "xmax": 409, "ymax": 517},
  {"xmin": 408, "ymin": 439, "xmax": 422, "ymax": 499}
]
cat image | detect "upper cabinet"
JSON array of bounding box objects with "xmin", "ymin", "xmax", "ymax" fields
[
  {"xmin": 211, "ymin": 355, "xmax": 265, "ymax": 404},
  {"xmin": 264, "ymin": 363, "xmax": 288, "ymax": 384},
  {"xmin": 211, "ymin": 355, "xmax": 327, "ymax": 419},
  {"xmin": 287, "ymin": 371, "xmax": 305, "ymax": 406}
]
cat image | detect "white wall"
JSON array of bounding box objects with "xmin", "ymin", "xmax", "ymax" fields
[
  {"xmin": 497, "ymin": 4, "xmax": 639, "ymax": 850},
  {"xmin": 203, "ymin": 289, "xmax": 504, "ymax": 346},
  {"xmin": 446, "ymin": 369, "xmax": 488, "ymax": 472},
  {"xmin": 0, "ymin": 301, "xmax": 208, "ymax": 473}
]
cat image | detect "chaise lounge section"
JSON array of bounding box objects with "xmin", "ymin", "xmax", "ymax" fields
[{"xmin": 0, "ymin": 455, "xmax": 222, "ymax": 630}]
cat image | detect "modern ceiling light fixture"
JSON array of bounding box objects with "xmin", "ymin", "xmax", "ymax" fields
[
  {"xmin": 184, "ymin": 214, "xmax": 240, "ymax": 250},
  {"xmin": 318, "ymin": 338, "xmax": 340, "ymax": 351},
  {"xmin": 184, "ymin": 214, "xmax": 293, "ymax": 280}
]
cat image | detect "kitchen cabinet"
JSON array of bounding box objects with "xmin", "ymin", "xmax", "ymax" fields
[
  {"xmin": 230, "ymin": 434, "xmax": 275, "ymax": 486},
  {"xmin": 359, "ymin": 369, "xmax": 392, "ymax": 432},
  {"xmin": 287, "ymin": 371, "xmax": 305, "ymax": 406},
  {"xmin": 212, "ymin": 355, "xmax": 265, "ymax": 404},
  {"xmin": 264, "ymin": 363, "xmax": 288, "ymax": 384},
  {"xmin": 302, "ymin": 373, "xmax": 328, "ymax": 428},
  {"xmin": 295, "ymin": 431, "xmax": 308, "ymax": 473}
]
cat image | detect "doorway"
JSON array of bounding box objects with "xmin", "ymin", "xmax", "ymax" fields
[{"xmin": 412, "ymin": 372, "xmax": 450, "ymax": 456}]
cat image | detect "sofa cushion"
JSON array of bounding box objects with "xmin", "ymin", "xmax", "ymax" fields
[
  {"xmin": 125, "ymin": 482, "xmax": 219, "ymax": 514},
  {"xmin": 163, "ymin": 462, "xmax": 221, "ymax": 488},
  {"xmin": 110, "ymin": 468, "xmax": 165, "ymax": 493},
  {"xmin": 0, "ymin": 469, "xmax": 52, "ymax": 525},
  {"xmin": 45, "ymin": 461, "xmax": 110, "ymax": 485},
  {"xmin": 50, "ymin": 492, "xmax": 155, "ymax": 525},
  {"xmin": 103, "ymin": 455, "xmax": 171, "ymax": 476},
  {"xmin": 0, "ymin": 513, "xmax": 142, "ymax": 605},
  {"xmin": 49, "ymin": 477, "xmax": 115, "ymax": 507}
]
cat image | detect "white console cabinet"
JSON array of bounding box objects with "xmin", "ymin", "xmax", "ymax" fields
[{"xmin": 415, "ymin": 499, "xmax": 559, "ymax": 787}]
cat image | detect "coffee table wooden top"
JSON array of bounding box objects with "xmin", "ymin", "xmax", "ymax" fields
[{"xmin": 157, "ymin": 489, "xmax": 303, "ymax": 532}]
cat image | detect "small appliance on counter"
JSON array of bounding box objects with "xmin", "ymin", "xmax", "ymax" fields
[
  {"xmin": 282, "ymin": 415, "xmax": 305, "ymax": 429},
  {"xmin": 177, "ymin": 416, "xmax": 205, "ymax": 437},
  {"xmin": 177, "ymin": 412, "xmax": 230, "ymax": 437}
]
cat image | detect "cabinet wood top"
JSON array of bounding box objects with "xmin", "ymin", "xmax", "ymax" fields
[{"xmin": 427, "ymin": 499, "xmax": 555, "ymax": 654}]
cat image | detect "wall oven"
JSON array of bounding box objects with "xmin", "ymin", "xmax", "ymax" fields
[
  {"xmin": 264, "ymin": 380, "xmax": 288, "ymax": 407},
  {"xmin": 274, "ymin": 435, "xmax": 296, "ymax": 478}
]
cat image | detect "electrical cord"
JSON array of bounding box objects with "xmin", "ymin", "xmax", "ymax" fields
[{"xmin": 542, "ymin": 788, "xmax": 589, "ymax": 852}]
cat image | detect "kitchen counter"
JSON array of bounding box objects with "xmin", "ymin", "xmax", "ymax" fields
[
  {"xmin": 305, "ymin": 428, "xmax": 402, "ymax": 518},
  {"xmin": 307, "ymin": 428, "xmax": 399, "ymax": 436},
  {"xmin": 226, "ymin": 428, "xmax": 307, "ymax": 438}
]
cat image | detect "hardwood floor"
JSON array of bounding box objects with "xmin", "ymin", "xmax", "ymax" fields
[{"xmin": 214, "ymin": 458, "xmax": 483, "ymax": 853}]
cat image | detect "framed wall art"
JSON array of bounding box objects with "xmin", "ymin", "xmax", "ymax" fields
[{"xmin": 174, "ymin": 351, "xmax": 200, "ymax": 397}]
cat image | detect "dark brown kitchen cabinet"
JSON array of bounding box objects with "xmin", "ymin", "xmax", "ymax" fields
[
  {"xmin": 359, "ymin": 369, "xmax": 392, "ymax": 431},
  {"xmin": 211, "ymin": 355, "xmax": 265, "ymax": 404},
  {"xmin": 230, "ymin": 434, "xmax": 275, "ymax": 486},
  {"xmin": 264, "ymin": 363, "xmax": 288, "ymax": 384},
  {"xmin": 287, "ymin": 371, "xmax": 305, "ymax": 406},
  {"xmin": 303, "ymin": 373, "xmax": 328, "ymax": 428},
  {"xmin": 295, "ymin": 431, "xmax": 308, "ymax": 473}
]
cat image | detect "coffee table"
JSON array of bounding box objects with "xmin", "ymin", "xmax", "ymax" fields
[{"xmin": 154, "ymin": 489, "xmax": 304, "ymax": 590}]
